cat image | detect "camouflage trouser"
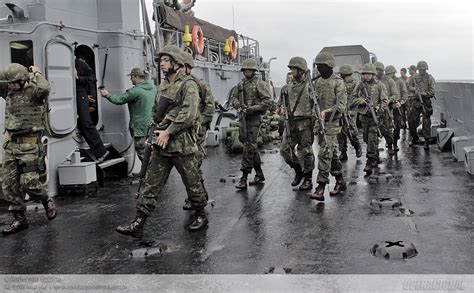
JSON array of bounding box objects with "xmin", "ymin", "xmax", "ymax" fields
[
  {"xmin": 401, "ymin": 102, "xmax": 409, "ymax": 127},
  {"xmin": 316, "ymin": 121, "xmax": 342, "ymax": 184},
  {"xmin": 239, "ymin": 123, "xmax": 262, "ymax": 175},
  {"xmin": 137, "ymin": 152, "xmax": 208, "ymax": 215},
  {"xmin": 134, "ymin": 136, "xmax": 146, "ymax": 162},
  {"xmin": 2, "ymin": 134, "xmax": 48, "ymax": 211},
  {"xmin": 359, "ymin": 114, "xmax": 379, "ymax": 162},
  {"xmin": 280, "ymin": 117, "xmax": 315, "ymax": 173},
  {"xmin": 337, "ymin": 112, "xmax": 361, "ymax": 153},
  {"xmin": 379, "ymin": 109, "xmax": 394, "ymax": 145},
  {"xmin": 408, "ymin": 97, "xmax": 433, "ymax": 141},
  {"xmin": 392, "ymin": 107, "xmax": 404, "ymax": 142}
]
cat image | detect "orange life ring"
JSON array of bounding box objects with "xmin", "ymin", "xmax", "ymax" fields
[
  {"xmin": 191, "ymin": 25, "xmax": 204, "ymax": 55},
  {"xmin": 228, "ymin": 36, "xmax": 238, "ymax": 60}
]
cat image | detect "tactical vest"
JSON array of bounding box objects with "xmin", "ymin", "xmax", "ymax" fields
[
  {"xmin": 287, "ymin": 80, "xmax": 313, "ymax": 118},
  {"xmin": 414, "ymin": 74, "xmax": 432, "ymax": 96},
  {"xmin": 345, "ymin": 79, "xmax": 358, "ymax": 110},
  {"xmin": 5, "ymin": 91, "xmax": 45, "ymax": 131},
  {"xmin": 355, "ymin": 80, "xmax": 386, "ymax": 116},
  {"xmin": 238, "ymin": 77, "xmax": 260, "ymax": 110},
  {"xmin": 316, "ymin": 74, "xmax": 343, "ymax": 117}
]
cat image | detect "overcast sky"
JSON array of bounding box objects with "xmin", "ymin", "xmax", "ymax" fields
[{"xmin": 146, "ymin": 0, "xmax": 473, "ymax": 85}]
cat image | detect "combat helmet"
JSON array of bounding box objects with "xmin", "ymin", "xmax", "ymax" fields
[
  {"xmin": 361, "ymin": 63, "xmax": 376, "ymax": 75},
  {"xmin": 408, "ymin": 65, "xmax": 417, "ymax": 71},
  {"xmin": 157, "ymin": 45, "xmax": 184, "ymax": 66},
  {"xmin": 385, "ymin": 65, "xmax": 396, "ymax": 75},
  {"xmin": 417, "ymin": 61, "xmax": 428, "ymax": 70},
  {"xmin": 314, "ymin": 52, "xmax": 335, "ymax": 68},
  {"xmin": 287, "ymin": 57, "xmax": 308, "ymax": 71},
  {"xmin": 241, "ymin": 58, "xmax": 259, "ymax": 71},
  {"xmin": 0, "ymin": 63, "xmax": 29, "ymax": 83},
  {"xmin": 374, "ymin": 62, "xmax": 385, "ymax": 71},
  {"xmin": 339, "ymin": 65, "xmax": 353, "ymax": 75},
  {"xmin": 181, "ymin": 50, "xmax": 195, "ymax": 68}
]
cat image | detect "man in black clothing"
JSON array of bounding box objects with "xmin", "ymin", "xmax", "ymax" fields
[{"xmin": 75, "ymin": 56, "xmax": 108, "ymax": 162}]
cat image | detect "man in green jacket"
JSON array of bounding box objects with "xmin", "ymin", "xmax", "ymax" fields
[{"xmin": 99, "ymin": 68, "xmax": 156, "ymax": 161}]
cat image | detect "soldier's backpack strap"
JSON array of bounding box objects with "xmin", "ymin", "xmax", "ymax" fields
[{"xmin": 290, "ymin": 80, "xmax": 308, "ymax": 118}]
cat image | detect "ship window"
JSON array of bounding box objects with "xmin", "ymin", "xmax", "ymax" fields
[{"xmin": 10, "ymin": 40, "xmax": 34, "ymax": 67}]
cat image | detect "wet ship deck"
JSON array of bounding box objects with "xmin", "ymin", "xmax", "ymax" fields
[{"xmin": 0, "ymin": 130, "xmax": 473, "ymax": 274}]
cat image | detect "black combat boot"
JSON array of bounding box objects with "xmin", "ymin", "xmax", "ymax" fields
[
  {"xmin": 116, "ymin": 210, "xmax": 148, "ymax": 239},
  {"xmin": 409, "ymin": 137, "xmax": 419, "ymax": 147},
  {"xmin": 291, "ymin": 165, "xmax": 304, "ymax": 187},
  {"xmin": 2, "ymin": 211, "xmax": 29, "ymax": 235},
  {"xmin": 310, "ymin": 183, "xmax": 325, "ymax": 201},
  {"xmin": 41, "ymin": 198, "xmax": 57, "ymax": 220},
  {"xmin": 387, "ymin": 144, "xmax": 395, "ymax": 156},
  {"xmin": 393, "ymin": 140, "xmax": 400, "ymax": 151},
  {"xmin": 182, "ymin": 198, "xmax": 195, "ymax": 210},
  {"xmin": 235, "ymin": 174, "xmax": 248, "ymax": 190},
  {"xmin": 339, "ymin": 151, "xmax": 348, "ymax": 162},
  {"xmin": 363, "ymin": 160, "xmax": 373, "ymax": 175},
  {"xmin": 188, "ymin": 209, "xmax": 208, "ymax": 232},
  {"xmin": 299, "ymin": 172, "xmax": 313, "ymax": 191},
  {"xmin": 424, "ymin": 140, "xmax": 430, "ymax": 150},
  {"xmin": 249, "ymin": 167, "xmax": 265, "ymax": 186},
  {"xmin": 329, "ymin": 175, "xmax": 347, "ymax": 196}
]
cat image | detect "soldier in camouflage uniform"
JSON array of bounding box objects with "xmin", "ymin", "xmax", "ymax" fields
[
  {"xmin": 399, "ymin": 67, "xmax": 409, "ymax": 129},
  {"xmin": 310, "ymin": 52, "xmax": 347, "ymax": 201},
  {"xmin": 181, "ymin": 50, "xmax": 215, "ymax": 210},
  {"xmin": 99, "ymin": 67, "xmax": 157, "ymax": 162},
  {"xmin": 374, "ymin": 62, "xmax": 399, "ymax": 156},
  {"xmin": 0, "ymin": 63, "xmax": 57, "ymax": 235},
  {"xmin": 278, "ymin": 57, "xmax": 314, "ymax": 191},
  {"xmin": 277, "ymin": 72, "xmax": 293, "ymax": 137},
  {"xmin": 230, "ymin": 58, "xmax": 272, "ymax": 190},
  {"xmin": 116, "ymin": 45, "xmax": 209, "ymax": 237},
  {"xmin": 181, "ymin": 51, "xmax": 215, "ymax": 144},
  {"xmin": 385, "ymin": 65, "xmax": 407, "ymax": 151},
  {"xmin": 337, "ymin": 65, "xmax": 362, "ymax": 161},
  {"xmin": 353, "ymin": 63, "xmax": 389, "ymax": 175},
  {"xmin": 407, "ymin": 61, "xmax": 436, "ymax": 150}
]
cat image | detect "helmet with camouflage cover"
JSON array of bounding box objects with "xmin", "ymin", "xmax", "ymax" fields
[
  {"xmin": 417, "ymin": 61, "xmax": 428, "ymax": 70},
  {"xmin": 374, "ymin": 62, "xmax": 385, "ymax": 71},
  {"xmin": 314, "ymin": 52, "xmax": 335, "ymax": 68},
  {"xmin": 339, "ymin": 65, "xmax": 353, "ymax": 75},
  {"xmin": 0, "ymin": 63, "xmax": 29, "ymax": 82},
  {"xmin": 361, "ymin": 63, "xmax": 376, "ymax": 75},
  {"xmin": 408, "ymin": 65, "xmax": 417, "ymax": 71},
  {"xmin": 385, "ymin": 65, "xmax": 396, "ymax": 75},
  {"xmin": 181, "ymin": 50, "xmax": 195, "ymax": 68},
  {"xmin": 157, "ymin": 45, "xmax": 184, "ymax": 66},
  {"xmin": 287, "ymin": 57, "xmax": 308, "ymax": 71},
  {"xmin": 241, "ymin": 58, "xmax": 259, "ymax": 71}
]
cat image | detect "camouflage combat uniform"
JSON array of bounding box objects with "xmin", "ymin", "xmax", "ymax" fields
[
  {"xmin": 385, "ymin": 65, "xmax": 408, "ymax": 148},
  {"xmin": 0, "ymin": 63, "xmax": 57, "ymax": 235},
  {"xmin": 353, "ymin": 64, "xmax": 389, "ymax": 172},
  {"xmin": 375, "ymin": 62, "xmax": 399, "ymax": 153},
  {"xmin": 103, "ymin": 68, "xmax": 156, "ymax": 161},
  {"xmin": 116, "ymin": 45, "xmax": 208, "ymax": 237},
  {"xmin": 279, "ymin": 57, "xmax": 314, "ymax": 191},
  {"xmin": 337, "ymin": 65, "xmax": 362, "ymax": 160},
  {"xmin": 407, "ymin": 61, "xmax": 436, "ymax": 148},
  {"xmin": 311, "ymin": 52, "xmax": 347, "ymax": 200},
  {"xmin": 137, "ymin": 71, "xmax": 208, "ymax": 214},
  {"xmin": 230, "ymin": 59, "xmax": 272, "ymax": 189}
]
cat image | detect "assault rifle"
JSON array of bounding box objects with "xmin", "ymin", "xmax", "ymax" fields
[
  {"xmin": 342, "ymin": 113, "xmax": 352, "ymax": 138},
  {"xmin": 412, "ymin": 76, "xmax": 427, "ymax": 114},
  {"xmin": 135, "ymin": 95, "xmax": 172, "ymax": 198},
  {"xmin": 281, "ymin": 90, "xmax": 295, "ymax": 160},
  {"xmin": 238, "ymin": 84, "xmax": 248, "ymax": 144},
  {"xmin": 306, "ymin": 70, "xmax": 326, "ymax": 141},
  {"xmin": 362, "ymin": 82, "xmax": 382, "ymax": 137}
]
